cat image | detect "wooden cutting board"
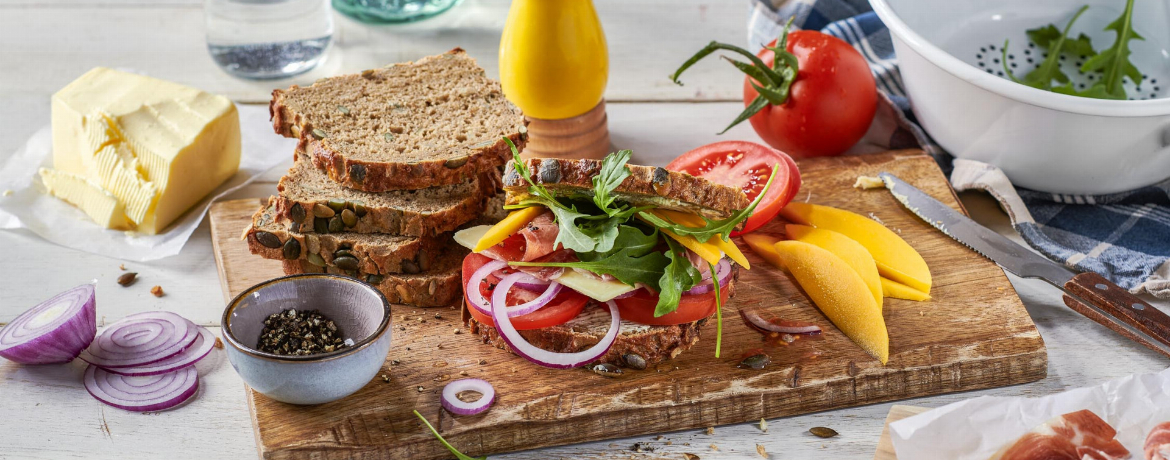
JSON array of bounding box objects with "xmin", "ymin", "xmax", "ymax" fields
[
  {"xmin": 208, "ymin": 152, "xmax": 1047, "ymax": 460},
  {"xmin": 874, "ymin": 405, "xmax": 930, "ymax": 460}
]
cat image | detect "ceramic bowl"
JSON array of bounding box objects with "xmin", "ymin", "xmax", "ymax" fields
[
  {"xmin": 221, "ymin": 274, "xmax": 392, "ymax": 405},
  {"xmin": 869, "ymin": 0, "xmax": 1170, "ymax": 194}
]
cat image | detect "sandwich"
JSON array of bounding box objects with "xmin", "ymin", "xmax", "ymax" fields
[{"xmin": 454, "ymin": 140, "xmax": 775, "ymax": 369}]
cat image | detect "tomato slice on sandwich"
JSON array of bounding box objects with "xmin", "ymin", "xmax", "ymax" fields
[{"xmin": 462, "ymin": 253, "xmax": 588, "ymax": 330}]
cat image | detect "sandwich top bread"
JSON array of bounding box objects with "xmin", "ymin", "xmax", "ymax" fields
[{"xmin": 270, "ymin": 48, "xmax": 527, "ymax": 191}]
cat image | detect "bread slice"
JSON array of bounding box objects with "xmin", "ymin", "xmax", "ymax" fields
[
  {"xmin": 503, "ymin": 158, "xmax": 750, "ymax": 220},
  {"xmin": 274, "ymin": 151, "xmax": 498, "ymax": 236},
  {"xmin": 246, "ymin": 200, "xmax": 446, "ymax": 275},
  {"xmin": 282, "ymin": 247, "xmax": 466, "ymax": 307},
  {"xmin": 465, "ymin": 270, "xmax": 738, "ymax": 367},
  {"xmin": 270, "ymin": 48, "xmax": 527, "ymax": 191}
]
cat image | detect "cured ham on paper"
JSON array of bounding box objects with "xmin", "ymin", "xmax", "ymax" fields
[
  {"xmin": 1147, "ymin": 422, "xmax": 1170, "ymax": 460},
  {"xmin": 988, "ymin": 409, "xmax": 1130, "ymax": 460}
]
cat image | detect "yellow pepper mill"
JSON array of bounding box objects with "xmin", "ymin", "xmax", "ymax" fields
[{"xmin": 499, "ymin": 0, "xmax": 611, "ymax": 159}]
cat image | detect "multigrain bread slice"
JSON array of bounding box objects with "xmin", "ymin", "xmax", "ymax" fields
[
  {"xmin": 246, "ymin": 200, "xmax": 446, "ymax": 275},
  {"xmin": 274, "ymin": 151, "xmax": 498, "ymax": 236},
  {"xmin": 270, "ymin": 48, "xmax": 527, "ymax": 191},
  {"xmin": 282, "ymin": 247, "xmax": 466, "ymax": 307},
  {"xmin": 466, "ymin": 268, "xmax": 739, "ymax": 367},
  {"xmin": 503, "ymin": 158, "xmax": 751, "ymax": 220}
]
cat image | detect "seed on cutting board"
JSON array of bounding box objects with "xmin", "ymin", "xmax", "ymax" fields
[
  {"xmin": 254, "ymin": 231, "xmax": 281, "ymax": 249},
  {"xmin": 739, "ymin": 353, "xmax": 771, "ymax": 370},
  {"xmin": 341, "ymin": 209, "xmax": 357, "ymax": 227},
  {"xmin": 334, "ymin": 256, "xmax": 359, "ymax": 271},
  {"xmin": 622, "ymin": 353, "xmax": 647, "ymax": 370},
  {"xmin": 589, "ymin": 363, "xmax": 623, "ymax": 377},
  {"xmin": 116, "ymin": 272, "xmax": 137, "ymax": 287},
  {"xmin": 150, "ymin": 285, "xmax": 164, "ymax": 297},
  {"xmin": 312, "ymin": 203, "xmax": 335, "ymax": 218},
  {"xmin": 257, "ymin": 309, "xmax": 348, "ymax": 356},
  {"xmin": 809, "ymin": 427, "xmax": 838, "ymax": 438},
  {"xmin": 328, "ymin": 216, "xmax": 344, "ymax": 233},
  {"xmin": 289, "ymin": 203, "xmax": 306, "ymax": 221},
  {"xmin": 282, "ymin": 239, "xmax": 301, "ymax": 260}
]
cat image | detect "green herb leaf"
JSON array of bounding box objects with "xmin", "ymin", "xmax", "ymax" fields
[
  {"xmin": 710, "ymin": 261, "xmax": 723, "ymax": 359},
  {"xmin": 1027, "ymin": 24, "xmax": 1097, "ymax": 58},
  {"xmin": 413, "ymin": 410, "xmax": 486, "ymax": 460},
  {"xmin": 516, "ymin": 197, "xmax": 597, "ymax": 253},
  {"xmin": 578, "ymin": 215, "xmax": 622, "ymax": 254},
  {"xmin": 655, "ymin": 238, "xmax": 702, "ymax": 317},
  {"xmin": 637, "ymin": 164, "xmax": 778, "ymax": 242},
  {"xmin": 1080, "ymin": 0, "xmax": 1143, "ymax": 99},
  {"xmin": 592, "ymin": 150, "xmax": 633, "ymax": 216},
  {"xmin": 578, "ymin": 225, "xmax": 660, "ymax": 262},
  {"xmin": 1003, "ymin": 5, "xmax": 1091, "ymax": 90},
  {"xmin": 510, "ymin": 231, "xmax": 670, "ymax": 290}
]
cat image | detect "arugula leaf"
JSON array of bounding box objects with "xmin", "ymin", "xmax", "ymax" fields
[
  {"xmin": 1079, "ymin": 0, "xmax": 1143, "ymax": 99},
  {"xmin": 655, "ymin": 238, "xmax": 702, "ymax": 317},
  {"xmin": 510, "ymin": 239, "xmax": 670, "ymax": 290},
  {"xmin": 710, "ymin": 261, "xmax": 723, "ymax": 359},
  {"xmin": 592, "ymin": 150, "xmax": 633, "ymax": 216},
  {"xmin": 578, "ymin": 225, "xmax": 659, "ymax": 262},
  {"xmin": 637, "ymin": 164, "xmax": 778, "ymax": 243},
  {"xmin": 1027, "ymin": 24, "xmax": 1097, "ymax": 58},
  {"xmin": 1003, "ymin": 5, "xmax": 1091, "ymax": 90},
  {"xmin": 413, "ymin": 410, "xmax": 485, "ymax": 460},
  {"xmin": 515, "ymin": 197, "xmax": 597, "ymax": 253},
  {"xmin": 578, "ymin": 215, "xmax": 622, "ymax": 253}
]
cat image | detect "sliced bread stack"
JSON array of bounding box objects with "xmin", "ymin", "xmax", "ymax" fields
[{"xmin": 245, "ymin": 48, "xmax": 525, "ymax": 307}]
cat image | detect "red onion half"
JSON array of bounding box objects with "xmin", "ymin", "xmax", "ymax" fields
[
  {"xmin": 441, "ymin": 378, "xmax": 496, "ymax": 416},
  {"xmin": 0, "ymin": 283, "xmax": 97, "ymax": 364},
  {"xmin": 80, "ymin": 311, "xmax": 198, "ymax": 369},
  {"xmin": 740, "ymin": 309, "xmax": 823, "ymax": 335},
  {"xmin": 84, "ymin": 364, "xmax": 198, "ymax": 412},
  {"xmin": 686, "ymin": 258, "xmax": 732, "ymax": 295},
  {"xmin": 103, "ymin": 326, "xmax": 215, "ymax": 377},
  {"xmin": 492, "ymin": 300, "xmax": 620, "ymax": 369}
]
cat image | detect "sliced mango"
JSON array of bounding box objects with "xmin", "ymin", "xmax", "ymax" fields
[
  {"xmin": 659, "ymin": 227, "xmax": 722, "ymax": 266},
  {"xmin": 742, "ymin": 233, "xmax": 784, "ymax": 270},
  {"xmin": 473, "ymin": 206, "xmax": 545, "ymax": 252},
  {"xmin": 654, "ymin": 209, "xmax": 750, "ymax": 269},
  {"xmin": 779, "ymin": 203, "xmax": 932, "ymax": 294},
  {"xmin": 773, "ymin": 240, "xmax": 889, "ymax": 364},
  {"xmin": 786, "ymin": 224, "xmax": 882, "ymax": 310},
  {"xmin": 881, "ymin": 277, "xmax": 931, "ymax": 301}
]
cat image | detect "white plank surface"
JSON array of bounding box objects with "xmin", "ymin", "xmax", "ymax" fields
[{"xmin": 1, "ymin": 2, "xmax": 1168, "ymax": 460}]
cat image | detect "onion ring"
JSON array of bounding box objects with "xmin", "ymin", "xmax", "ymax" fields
[
  {"xmin": 83, "ymin": 364, "xmax": 199, "ymax": 412},
  {"xmin": 491, "ymin": 300, "xmax": 620, "ymax": 369},
  {"xmin": 79, "ymin": 311, "xmax": 198, "ymax": 368},
  {"xmin": 740, "ymin": 309, "xmax": 822, "ymax": 335},
  {"xmin": 686, "ymin": 258, "xmax": 733, "ymax": 295},
  {"xmin": 465, "ymin": 259, "xmax": 508, "ymax": 314},
  {"xmin": 489, "ymin": 273, "xmax": 563, "ymax": 318},
  {"xmin": 103, "ymin": 326, "xmax": 216, "ymax": 376},
  {"xmin": 441, "ymin": 378, "xmax": 496, "ymax": 416}
]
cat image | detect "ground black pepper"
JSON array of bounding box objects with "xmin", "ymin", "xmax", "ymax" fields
[{"xmin": 257, "ymin": 309, "xmax": 350, "ymax": 356}]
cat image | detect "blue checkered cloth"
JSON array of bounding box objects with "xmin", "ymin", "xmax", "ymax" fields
[{"xmin": 749, "ymin": 0, "xmax": 1170, "ymax": 298}]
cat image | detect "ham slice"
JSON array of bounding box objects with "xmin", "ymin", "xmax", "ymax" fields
[
  {"xmin": 1146, "ymin": 422, "xmax": 1170, "ymax": 460},
  {"xmin": 480, "ymin": 211, "xmax": 561, "ymax": 262},
  {"xmin": 989, "ymin": 410, "xmax": 1130, "ymax": 460}
]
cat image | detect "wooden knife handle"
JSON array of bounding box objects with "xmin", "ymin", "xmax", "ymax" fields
[{"xmin": 1064, "ymin": 272, "xmax": 1170, "ymax": 357}]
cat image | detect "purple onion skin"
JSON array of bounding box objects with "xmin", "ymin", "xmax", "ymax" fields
[{"xmin": 0, "ymin": 288, "xmax": 97, "ymax": 365}]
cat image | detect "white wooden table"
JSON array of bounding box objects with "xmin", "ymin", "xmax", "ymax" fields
[{"xmin": 1, "ymin": 1, "xmax": 1166, "ymax": 459}]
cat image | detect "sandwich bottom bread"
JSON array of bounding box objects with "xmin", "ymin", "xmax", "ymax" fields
[{"xmin": 453, "ymin": 143, "xmax": 763, "ymax": 369}]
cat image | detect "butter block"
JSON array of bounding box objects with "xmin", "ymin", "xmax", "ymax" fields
[
  {"xmin": 39, "ymin": 168, "xmax": 132, "ymax": 230},
  {"xmin": 49, "ymin": 67, "xmax": 240, "ymax": 234}
]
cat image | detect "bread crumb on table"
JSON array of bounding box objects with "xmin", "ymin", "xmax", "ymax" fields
[
  {"xmin": 756, "ymin": 444, "xmax": 767, "ymax": 458},
  {"xmin": 150, "ymin": 285, "xmax": 164, "ymax": 297},
  {"xmin": 706, "ymin": 427, "xmax": 714, "ymax": 435}
]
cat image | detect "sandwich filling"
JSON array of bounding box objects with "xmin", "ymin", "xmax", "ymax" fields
[{"xmin": 454, "ymin": 140, "xmax": 774, "ymax": 368}]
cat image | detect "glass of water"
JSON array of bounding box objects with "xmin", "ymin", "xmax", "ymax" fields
[
  {"xmin": 332, "ymin": 0, "xmax": 463, "ymax": 24},
  {"xmin": 205, "ymin": 0, "xmax": 333, "ymax": 80}
]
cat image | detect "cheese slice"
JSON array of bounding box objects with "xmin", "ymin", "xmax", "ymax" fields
[
  {"xmin": 48, "ymin": 67, "xmax": 240, "ymax": 234},
  {"xmin": 38, "ymin": 168, "xmax": 131, "ymax": 230},
  {"xmin": 555, "ymin": 270, "xmax": 636, "ymax": 302},
  {"xmin": 455, "ymin": 225, "xmax": 491, "ymax": 251}
]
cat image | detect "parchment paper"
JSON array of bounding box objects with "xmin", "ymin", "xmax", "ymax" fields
[
  {"xmin": 891, "ymin": 368, "xmax": 1170, "ymax": 459},
  {"xmin": 0, "ymin": 104, "xmax": 294, "ymax": 261}
]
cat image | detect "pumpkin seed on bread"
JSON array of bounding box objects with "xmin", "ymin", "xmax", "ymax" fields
[
  {"xmin": 282, "ymin": 247, "xmax": 467, "ymax": 307},
  {"xmin": 270, "ymin": 48, "xmax": 527, "ymax": 191}
]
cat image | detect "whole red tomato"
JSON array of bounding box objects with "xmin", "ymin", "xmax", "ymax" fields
[{"xmin": 747, "ymin": 31, "xmax": 877, "ymax": 158}]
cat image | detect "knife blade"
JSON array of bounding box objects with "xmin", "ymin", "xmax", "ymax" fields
[{"xmin": 878, "ymin": 172, "xmax": 1170, "ymax": 358}]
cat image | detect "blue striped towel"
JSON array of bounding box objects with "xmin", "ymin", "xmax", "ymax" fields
[{"xmin": 749, "ymin": 0, "xmax": 1170, "ymax": 298}]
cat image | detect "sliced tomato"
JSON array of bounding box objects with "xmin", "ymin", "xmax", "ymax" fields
[
  {"xmin": 667, "ymin": 141, "xmax": 800, "ymax": 235},
  {"xmin": 462, "ymin": 253, "xmax": 588, "ymax": 330},
  {"xmin": 612, "ymin": 287, "xmax": 730, "ymax": 326}
]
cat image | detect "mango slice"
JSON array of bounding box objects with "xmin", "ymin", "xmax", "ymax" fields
[
  {"xmin": 773, "ymin": 240, "xmax": 889, "ymax": 364},
  {"xmin": 474, "ymin": 206, "xmax": 544, "ymax": 252},
  {"xmin": 655, "ymin": 209, "xmax": 750, "ymax": 268},
  {"xmin": 742, "ymin": 233, "xmax": 784, "ymax": 270},
  {"xmin": 881, "ymin": 277, "xmax": 931, "ymax": 301},
  {"xmin": 786, "ymin": 224, "xmax": 882, "ymax": 310},
  {"xmin": 779, "ymin": 203, "xmax": 932, "ymax": 294}
]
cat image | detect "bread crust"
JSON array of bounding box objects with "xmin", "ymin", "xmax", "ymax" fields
[
  {"xmin": 282, "ymin": 259, "xmax": 463, "ymax": 308},
  {"xmin": 503, "ymin": 158, "xmax": 750, "ymax": 219}
]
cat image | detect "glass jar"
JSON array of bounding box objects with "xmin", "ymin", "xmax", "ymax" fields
[
  {"xmin": 204, "ymin": 0, "xmax": 334, "ymax": 80},
  {"xmin": 332, "ymin": 0, "xmax": 463, "ymax": 24}
]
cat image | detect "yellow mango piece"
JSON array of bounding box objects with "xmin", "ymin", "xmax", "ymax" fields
[
  {"xmin": 474, "ymin": 206, "xmax": 545, "ymax": 252},
  {"xmin": 654, "ymin": 209, "xmax": 750, "ymax": 269},
  {"xmin": 742, "ymin": 233, "xmax": 784, "ymax": 270},
  {"xmin": 786, "ymin": 224, "xmax": 882, "ymax": 310},
  {"xmin": 773, "ymin": 240, "xmax": 889, "ymax": 364},
  {"xmin": 881, "ymin": 277, "xmax": 931, "ymax": 301},
  {"xmin": 780, "ymin": 203, "xmax": 932, "ymax": 294},
  {"xmin": 659, "ymin": 227, "xmax": 722, "ymax": 266}
]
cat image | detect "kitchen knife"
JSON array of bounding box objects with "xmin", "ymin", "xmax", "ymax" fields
[{"xmin": 878, "ymin": 173, "xmax": 1170, "ymax": 358}]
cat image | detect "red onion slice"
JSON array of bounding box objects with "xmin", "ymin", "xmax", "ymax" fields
[
  {"xmin": 103, "ymin": 326, "xmax": 215, "ymax": 376},
  {"xmin": 466, "ymin": 259, "xmax": 508, "ymax": 314},
  {"xmin": 492, "ymin": 300, "xmax": 620, "ymax": 370},
  {"xmin": 686, "ymin": 259, "xmax": 733, "ymax": 295},
  {"xmin": 80, "ymin": 311, "xmax": 198, "ymax": 368},
  {"xmin": 489, "ymin": 273, "xmax": 563, "ymax": 318},
  {"xmin": 441, "ymin": 378, "xmax": 496, "ymax": 416},
  {"xmin": 740, "ymin": 309, "xmax": 823, "ymax": 335},
  {"xmin": 83, "ymin": 364, "xmax": 199, "ymax": 412},
  {"xmin": 491, "ymin": 269, "xmax": 550, "ymax": 291},
  {"xmin": 0, "ymin": 283, "xmax": 97, "ymax": 364}
]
